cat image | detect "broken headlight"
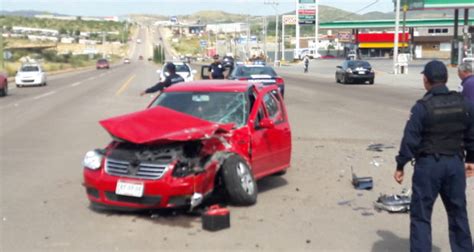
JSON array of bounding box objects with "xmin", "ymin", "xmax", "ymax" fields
[
  {"xmin": 83, "ymin": 149, "xmax": 103, "ymax": 170},
  {"xmin": 172, "ymin": 162, "xmax": 193, "ymax": 177}
]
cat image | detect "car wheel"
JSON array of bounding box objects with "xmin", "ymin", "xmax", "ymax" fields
[
  {"xmin": 0, "ymin": 86, "xmax": 6, "ymax": 97},
  {"xmin": 16, "ymin": 84, "xmax": 21, "ymax": 88},
  {"xmin": 336, "ymin": 74, "xmax": 340, "ymax": 83},
  {"xmin": 221, "ymin": 155, "xmax": 257, "ymax": 206},
  {"xmin": 369, "ymin": 79, "xmax": 374, "ymax": 85},
  {"xmin": 341, "ymin": 75, "xmax": 346, "ymax": 84}
]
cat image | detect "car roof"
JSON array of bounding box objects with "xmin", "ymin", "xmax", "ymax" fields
[{"xmin": 164, "ymin": 80, "xmax": 252, "ymax": 92}]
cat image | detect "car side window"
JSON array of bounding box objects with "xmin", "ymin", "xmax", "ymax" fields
[{"xmin": 263, "ymin": 92, "xmax": 283, "ymax": 123}]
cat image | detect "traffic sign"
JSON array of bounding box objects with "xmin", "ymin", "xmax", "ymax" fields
[
  {"xmin": 3, "ymin": 51, "xmax": 12, "ymax": 60},
  {"xmin": 395, "ymin": 0, "xmax": 474, "ymax": 10}
]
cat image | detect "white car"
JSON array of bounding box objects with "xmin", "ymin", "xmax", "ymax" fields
[
  {"xmin": 157, "ymin": 62, "xmax": 196, "ymax": 82},
  {"xmin": 15, "ymin": 64, "xmax": 47, "ymax": 87}
]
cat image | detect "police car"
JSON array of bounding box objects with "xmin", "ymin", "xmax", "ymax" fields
[{"xmin": 228, "ymin": 63, "xmax": 285, "ymax": 96}]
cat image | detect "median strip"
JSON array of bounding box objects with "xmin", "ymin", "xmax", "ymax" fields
[{"xmin": 115, "ymin": 74, "xmax": 136, "ymax": 96}]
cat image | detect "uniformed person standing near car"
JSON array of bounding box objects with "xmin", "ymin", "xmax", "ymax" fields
[
  {"xmin": 394, "ymin": 60, "xmax": 474, "ymax": 252},
  {"xmin": 140, "ymin": 63, "xmax": 184, "ymax": 96},
  {"xmin": 208, "ymin": 55, "xmax": 225, "ymax": 80}
]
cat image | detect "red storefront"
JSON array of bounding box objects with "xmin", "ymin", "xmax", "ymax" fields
[{"xmin": 356, "ymin": 32, "xmax": 410, "ymax": 58}]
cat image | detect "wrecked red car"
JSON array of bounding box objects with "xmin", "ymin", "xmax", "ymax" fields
[{"xmin": 83, "ymin": 80, "xmax": 291, "ymax": 210}]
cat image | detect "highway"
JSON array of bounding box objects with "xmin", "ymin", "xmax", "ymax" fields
[{"xmin": 1, "ymin": 27, "xmax": 473, "ymax": 251}]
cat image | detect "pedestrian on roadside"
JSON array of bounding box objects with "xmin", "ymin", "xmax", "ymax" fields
[
  {"xmin": 458, "ymin": 62, "xmax": 474, "ymax": 102},
  {"xmin": 140, "ymin": 63, "xmax": 184, "ymax": 96},
  {"xmin": 208, "ymin": 55, "xmax": 225, "ymax": 80},
  {"xmin": 303, "ymin": 56, "xmax": 310, "ymax": 73},
  {"xmin": 394, "ymin": 60, "xmax": 474, "ymax": 252}
]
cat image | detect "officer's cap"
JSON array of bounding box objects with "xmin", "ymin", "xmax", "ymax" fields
[
  {"xmin": 421, "ymin": 60, "xmax": 448, "ymax": 84},
  {"xmin": 213, "ymin": 54, "xmax": 219, "ymax": 59}
]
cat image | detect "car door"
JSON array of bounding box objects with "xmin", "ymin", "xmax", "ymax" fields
[
  {"xmin": 249, "ymin": 88, "xmax": 291, "ymax": 178},
  {"xmin": 200, "ymin": 65, "xmax": 210, "ymax": 80}
]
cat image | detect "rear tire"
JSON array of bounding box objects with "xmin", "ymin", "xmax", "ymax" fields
[
  {"xmin": 0, "ymin": 86, "xmax": 6, "ymax": 97},
  {"xmin": 221, "ymin": 155, "xmax": 257, "ymax": 206},
  {"xmin": 16, "ymin": 84, "xmax": 21, "ymax": 88}
]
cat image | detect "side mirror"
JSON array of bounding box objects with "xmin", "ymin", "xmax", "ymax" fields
[
  {"xmin": 259, "ymin": 118, "xmax": 275, "ymax": 129},
  {"xmin": 156, "ymin": 70, "xmax": 161, "ymax": 74},
  {"xmin": 191, "ymin": 69, "xmax": 197, "ymax": 74},
  {"xmin": 336, "ymin": 66, "xmax": 342, "ymax": 69}
]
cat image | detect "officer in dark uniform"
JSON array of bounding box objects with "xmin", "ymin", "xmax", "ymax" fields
[
  {"xmin": 394, "ymin": 60, "xmax": 474, "ymax": 252},
  {"xmin": 140, "ymin": 63, "xmax": 184, "ymax": 96},
  {"xmin": 208, "ymin": 54, "xmax": 225, "ymax": 80}
]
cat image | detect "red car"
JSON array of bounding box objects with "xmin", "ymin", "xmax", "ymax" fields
[
  {"xmin": 0, "ymin": 73, "xmax": 7, "ymax": 97},
  {"xmin": 83, "ymin": 80, "xmax": 292, "ymax": 210},
  {"xmin": 96, "ymin": 59, "xmax": 110, "ymax": 70}
]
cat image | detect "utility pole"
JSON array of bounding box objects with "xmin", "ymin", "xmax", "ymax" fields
[
  {"xmin": 246, "ymin": 15, "xmax": 250, "ymax": 60},
  {"xmin": 402, "ymin": 3, "xmax": 407, "ymax": 53},
  {"xmin": 263, "ymin": 16, "xmax": 268, "ymax": 63},
  {"xmin": 393, "ymin": 0, "xmax": 401, "ymax": 75},
  {"xmin": 265, "ymin": 0, "xmax": 280, "ymax": 67},
  {"xmin": 315, "ymin": 0, "xmax": 319, "ymax": 58},
  {"xmin": 296, "ymin": 0, "xmax": 300, "ymax": 60}
]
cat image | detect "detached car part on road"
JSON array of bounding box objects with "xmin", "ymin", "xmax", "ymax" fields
[{"xmin": 83, "ymin": 80, "xmax": 292, "ymax": 210}]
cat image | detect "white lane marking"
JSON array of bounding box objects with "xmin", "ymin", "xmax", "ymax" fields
[
  {"xmin": 33, "ymin": 91, "xmax": 56, "ymax": 100},
  {"xmin": 71, "ymin": 81, "xmax": 82, "ymax": 87}
]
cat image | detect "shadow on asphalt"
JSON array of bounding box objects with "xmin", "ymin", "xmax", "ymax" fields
[
  {"xmin": 371, "ymin": 230, "xmax": 441, "ymax": 252},
  {"xmin": 257, "ymin": 175, "xmax": 289, "ymax": 194},
  {"xmin": 87, "ymin": 175, "xmax": 288, "ymax": 228}
]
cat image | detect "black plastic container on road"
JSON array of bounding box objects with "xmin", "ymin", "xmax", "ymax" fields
[{"xmin": 202, "ymin": 205, "xmax": 230, "ymax": 232}]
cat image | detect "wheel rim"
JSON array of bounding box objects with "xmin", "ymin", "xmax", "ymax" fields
[{"xmin": 236, "ymin": 162, "xmax": 254, "ymax": 195}]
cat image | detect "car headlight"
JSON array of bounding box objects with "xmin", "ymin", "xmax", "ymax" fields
[
  {"xmin": 346, "ymin": 69, "xmax": 353, "ymax": 73},
  {"xmin": 83, "ymin": 150, "xmax": 103, "ymax": 170}
]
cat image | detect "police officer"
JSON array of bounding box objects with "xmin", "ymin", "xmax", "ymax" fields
[
  {"xmin": 140, "ymin": 63, "xmax": 184, "ymax": 96},
  {"xmin": 208, "ymin": 54, "xmax": 225, "ymax": 80},
  {"xmin": 303, "ymin": 56, "xmax": 310, "ymax": 73},
  {"xmin": 394, "ymin": 60, "xmax": 474, "ymax": 251}
]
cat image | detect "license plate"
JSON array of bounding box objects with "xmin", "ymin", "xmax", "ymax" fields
[
  {"xmin": 115, "ymin": 180, "xmax": 144, "ymax": 197},
  {"xmin": 358, "ymin": 71, "xmax": 365, "ymax": 74}
]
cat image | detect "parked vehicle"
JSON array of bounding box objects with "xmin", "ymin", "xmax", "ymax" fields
[
  {"xmin": 335, "ymin": 60, "xmax": 375, "ymax": 84},
  {"xmin": 158, "ymin": 61, "xmax": 196, "ymax": 82},
  {"xmin": 15, "ymin": 64, "xmax": 47, "ymax": 87},
  {"xmin": 96, "ymin": 59, "xmax": 110, "ymax": 69},
  {"xmin": 123, "ymin": 58, "xmax": 131, "ymax": 64},
  {"xmin": 227, "ymin": 63, "xmax": 285, "ymax": 97},
  {"xmin": 83, "ymin": 81, "xmax": 292, "ymax": 210},
  {"xmin": 0, "ymin": 73, "xmax": 8, "ymax": 97}
]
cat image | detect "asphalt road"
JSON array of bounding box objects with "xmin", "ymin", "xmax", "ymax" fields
[{"xmin": 1, "ymin": 28, "xmax": 473, "ymax": 252}]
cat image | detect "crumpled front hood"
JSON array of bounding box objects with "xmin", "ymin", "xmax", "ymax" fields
[{"xmin": 100, "ymin": 106, "xmax": 231, "ymax": 144}]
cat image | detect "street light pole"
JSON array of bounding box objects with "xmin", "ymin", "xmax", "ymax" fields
[
  {"xmin": 393, "ymin": 0, "xmax": 401, "ymax": 75},
  {"xmin": 265, "ymin": 0, "xmax": 279, "ymax": 66}
]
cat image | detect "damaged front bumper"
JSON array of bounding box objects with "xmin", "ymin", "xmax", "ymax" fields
[{"xmin": 83, "ymin": 165, "xmax": 215, "ymax": 210}]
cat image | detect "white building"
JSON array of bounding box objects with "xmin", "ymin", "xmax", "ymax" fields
[
  {"xmin": 12, "ymin": 26, "xmax": 59, "ymax": 36},
  {"xmin": 206, "ymin": 23, "xmax": 248, "ymax": 34}
]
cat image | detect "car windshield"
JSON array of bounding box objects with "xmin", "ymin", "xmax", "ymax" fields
[
  {"xmin": 174, "ymin": 64, "xmax": 190, "ymax": 72},
  {"xmin": 233, "ymin": 66, "xmax": 276, "ymax": 77},
  {"xmin": 152, "ymin": 92, "xmax": 248, "ymax": 127},
  {"xmin": 347, "ymin": 61, "xmax": 371, "ymax": 68},
  {"xmin": 98, "ymin": 59, "xmax": 108, "ymax": 63},
  {"xmin": 20, "ymin": 66, "xmax": 39, "ymax": 72}
]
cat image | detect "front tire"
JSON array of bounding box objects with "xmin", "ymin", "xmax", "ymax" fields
[
  {"xmin": 341, "ymin": 75, "xmax": 347, "ymax": 84},
  {"xmin": 369, "ymin": 79, "xmax": 374, "ymax": 85},
  {"xmin": 0, "ymin": 85, "xmax": 7, "ymax": 97},
  {"xmin": 221, "ymin": 155, "xmax": 257, "ymax": 206}
]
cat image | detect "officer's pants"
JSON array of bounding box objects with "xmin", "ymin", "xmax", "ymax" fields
[{"xmin": 410, "ymin": 155, "xmax": 473, "ymax": 252}]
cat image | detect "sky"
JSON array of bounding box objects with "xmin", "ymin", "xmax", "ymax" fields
[{"xmin": 2, "ymin": 0, "xmax": 394, "ymax": 17}]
